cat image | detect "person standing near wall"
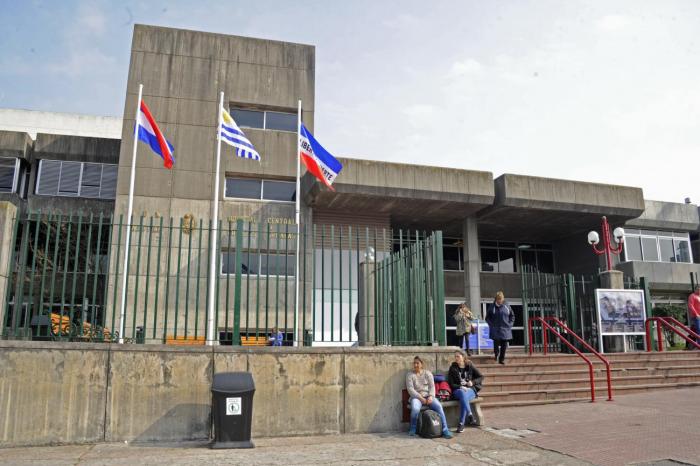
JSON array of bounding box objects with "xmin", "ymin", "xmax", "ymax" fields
[
  {"xmin": 486, "ymin": 291, "xmax": 514, "ymax": 365},
  {"xmin": 688, "ymin": 286, "xmax": 700, "ymax": 346},
  {"xmin": 454, "ymin": 303, "xmax": 475, "ymax": 356}
]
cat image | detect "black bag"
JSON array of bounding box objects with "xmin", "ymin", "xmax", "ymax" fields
[{"xmin": 416, "ymin": 409, "xmax": 442, "ymax": 438}]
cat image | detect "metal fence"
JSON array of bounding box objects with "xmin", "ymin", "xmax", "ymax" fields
[{"xmin": 2, "ymin": 212, "xmax": 446, "ymax": 347}]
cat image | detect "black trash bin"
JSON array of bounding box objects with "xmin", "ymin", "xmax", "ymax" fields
[{"xmin": 211, "ymin": 372, "xmax": 255, "ymax": 449}]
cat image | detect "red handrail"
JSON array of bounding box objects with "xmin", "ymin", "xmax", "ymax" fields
[
  {"xmin": 528, "ymin": 316, "xmax": 613, "ymax": 402},
  {"xmin": 645, "ymin": 317, "xmax": 700, "ymax": 351}
]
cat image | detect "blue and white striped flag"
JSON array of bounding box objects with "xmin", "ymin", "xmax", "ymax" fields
[{"xmin": 220, "ymin": 108, "xmax": 261, "ymax": 161}]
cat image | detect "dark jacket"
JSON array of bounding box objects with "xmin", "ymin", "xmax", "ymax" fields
[
  {"xmin": 486, "ymin": 301, "xmax": 515, "ymax": 340},
  {"xmin": 448, "ymin": 361, "xmax": 483, "ymax": 394}
]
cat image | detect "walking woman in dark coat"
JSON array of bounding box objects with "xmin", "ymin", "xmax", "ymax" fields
[{"xmin": 485, "ymin": 291, "xmax": 514, "ymax": 365}]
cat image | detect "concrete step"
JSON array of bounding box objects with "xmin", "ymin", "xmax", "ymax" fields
[
  {"xmin": 481, "ymin": 373, "xmax": 700, "ymax": 393},
  {"xmin": 477, "ymin": 357, "xmax": 700, "ymax": 374},
  {"xmin": 480, "ymin": 380, "xmax": 700, "ymax": 404},
  {"xmin": 484, "ymin": 364, "xmax": 700, "ymax": 382}
]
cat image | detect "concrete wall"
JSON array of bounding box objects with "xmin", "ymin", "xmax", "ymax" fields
[
  {"xmin": 0, "ymin": 109, "xmax": 122, "ymax": 139},
  {"xmin": 616, "ymin": 260, "xmax": 700, "ymax": 293},
  {"xmin": 116, "ymin": 24, "xmax": 315, "ymax": 222},
  {"xmin": 626, "ymin": 200, "xmax": 700, "ymax": 232},
  {"xmin": 0, "ymin": 341, "xmax": 462, "ymax": 447},
  {"xmin": 0, "ymin": 202, "xmax": 17, "ymax": 329}
]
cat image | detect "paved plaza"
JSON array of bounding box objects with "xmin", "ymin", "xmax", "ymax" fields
[
  {"xmin": 1, "ymin": 388, "xmax": 698, "ymax": 465},
  {"xmin": 487, "ymin": 386, "xmax": 700, "ymax": 466}
]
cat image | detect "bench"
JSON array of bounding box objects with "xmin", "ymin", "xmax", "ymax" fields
[
  {"xmin": 401, "ymin": 388, "xmax": 484, "ymax": 427},
  {"xmin": 240, "ymin": 335, "xmax": 270, "ymax": 346},
  {"xmin": 165, "ymin": 335, "xmax": 205, "ymax": 345}
]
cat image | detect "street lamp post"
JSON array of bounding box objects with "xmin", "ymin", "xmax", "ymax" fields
[{"xmin": 587, "ymin": 216, "xmax": 625, "ymax": 271}]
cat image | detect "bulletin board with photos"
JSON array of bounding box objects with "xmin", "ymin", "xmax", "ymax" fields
[{"xmin": 596, "ymin": 288, "xmax": 647, "ymax": 351}]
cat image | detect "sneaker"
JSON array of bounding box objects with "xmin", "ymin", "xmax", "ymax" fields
[
  {"xmin": 443, "ymin": 429, "xmax": 453, "ymax": 439},
  {"xmin": 467, "ymin": 350, "xmax": 473, "ymax": 356},
  {"xmin": 408, "ymin": 426, "xmax": 416, "ymax": 436},
  {"xmin": 456, "ymin": 423, "xmax": 465, "ymax": 433},
  {"xmin": 498, "ymin": 360, "xmax": 505, "ymax": 365},
  {"xmin": 467, "ymin": 414, "xmax": 477, "ymax": 426}
]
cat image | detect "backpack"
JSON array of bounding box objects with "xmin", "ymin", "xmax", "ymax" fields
[
  {"xmin": 435, "ymin": 381, "xmax": 452, "ymax": 401},
  {"xmin": 416, "ymin": 409, "xmax": 443, "ymax": 438}
]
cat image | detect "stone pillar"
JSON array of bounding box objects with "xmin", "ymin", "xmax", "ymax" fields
[
  {"xmin": 0, "ymin": 202, "xmax": 18, "ymax": 333},
  {"xmin": 358, "ymin": 255, "xmax": 376, "ymax": 346},
  {"xmin": 599, "ymin": 270, "xmax": 624, "ymax": 289},
  {"xmin": 462, "ymin": 217, "xmax": 482, "ymax": 317}
]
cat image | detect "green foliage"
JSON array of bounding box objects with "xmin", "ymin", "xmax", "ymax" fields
[{"xmin": 652, "ymin": 304, "xmax": 688, "ymax": 346}]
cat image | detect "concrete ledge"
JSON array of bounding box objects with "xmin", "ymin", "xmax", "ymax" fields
[{"xmin": 0, "ymin": 342, "xmax": 469, "ymax": 446}]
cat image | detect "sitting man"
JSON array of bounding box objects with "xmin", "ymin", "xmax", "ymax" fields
[{"xmin": 268, "ymin": 327, "xmax": 283, "ymax": 346}]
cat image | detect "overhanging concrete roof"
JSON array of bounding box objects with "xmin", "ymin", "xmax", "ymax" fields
[
  {"xmin": 625, "ymin": 200, "xmax": 699, "ymax": 232},
  {"xmin": 0, "ymin": 130, "xmax": 32, "ymax": 160},
  {"xmin": 304, "ymin": 158, "xmax": 495, "ymax": 227},
  {"xmin": 478, "ymin": 174, "xmax": 646, "ymax": 241}
]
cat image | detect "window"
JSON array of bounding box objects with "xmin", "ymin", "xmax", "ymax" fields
[
  {"xmin": 443, "ymin": 238, "xmax": 463, "ymax": 271},
  {"xmin": 224, "ymin": 177, "xmax": 296, "ymax": 202},
  {"xmin": 221, "ymin": 250, "xmax": 295, "ymax": 277},
  {"xmin": 480, "ymin": 241, "xmax": 555, "ymax": 273},
  {"xmin": 0, "ymin": 157, "xmax": 19, "ymax": 193},
  {"xmin": 480, "ymin": 241, "xmax": 517, "ymax": 273},
  {"xmin": 623, "ymin": 229, "xmax": 693, "ymax": 263},
  {"xmin": 230, "ymin": 107, "xmax": 296, "ymax": 132},
  {"xmin": 36, "ymin": 160, "xmax": 117, "ymax": 199}
]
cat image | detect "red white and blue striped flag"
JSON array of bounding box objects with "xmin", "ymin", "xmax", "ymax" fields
[
  {"xmin": 137, "ymin": 100, "xmax": 175, "ymax": 169},
  {"xmin": 299, "ymin": 123, "xmax": 342, "ymax": 190}
]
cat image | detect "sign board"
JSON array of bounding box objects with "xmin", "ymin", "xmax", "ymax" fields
[
  {"xmin": 226, "ymin": 397, "xmax": 242, "ymax": 416},
  {"xmin": 595, "ymin": 288, "xmax": 646, "ymax": 352},
  {"xmin": 469, "ymin": 321, "xmax": 493, "ymax": 350}
]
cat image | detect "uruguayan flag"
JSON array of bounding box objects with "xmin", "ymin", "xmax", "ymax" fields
[{"xmin": 220, "ymin": 108, "xmax": 261, "ymax": 161}]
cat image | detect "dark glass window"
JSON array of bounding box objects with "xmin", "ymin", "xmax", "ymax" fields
[
  {"xmin": 445, "ymin": 303, "xmax": 460, "ymax": 327},
  {"xmin": 443, "ymin": 246, "xmax": 462, "ymax": 271},
  {"xmin": 0, "ymin": 158, "xmax": 16, "ymax": 192},
  {"xmin": 497, "ymin": 248, "xmax": 517, "ymax": 273},
  {"xmin": 675, "ymin": 239, "xmax": 691, "ymax": 263},
  {"xmin": 641, "ymin": 237, "xmax": 659, "ymax": 261},
  {"xmin": 230, "ymin": 109, "xmax": 264, "ymax": 129},
  {"xmin": 537, "ymin": 251, "xmax": 554, "ymax": 273},
  {"xmin": 481, "ymin": 248, "xmax": 498, "ymax": 272},
  {"xmin": 225, "ymin": 178, "xmax": 262, "ymax": 199},
  {"xmin": 221, "ymin": 251, "xmax": 260, "ymax": 275},
  {"xmin": 260, "ymin": 253, "xmax": 296, "ymax": 276},
  {"xmin": 625, "ymin": 236, "xmax": 642, "ymax": 261},
  {"xmin": 659, "ymin": 238, "xmax": 675, "ymax": 262},
  {"xmin": 520, "ymin": 250, "xmax": 537, "ymax": 270},
  {"xmin": 265, "ymin": 111, "xmax": 296, "ymax": 132},
  {"xmin": 263, "ymin": 180, "xmax": 296, "ymax": 202}
]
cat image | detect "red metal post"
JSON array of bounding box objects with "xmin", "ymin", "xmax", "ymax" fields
[
  {"xmin": 645, "ymin": 319, "xmax": 653, "ymax": 352},
  {"xmin": 590, "ymin": 216, "xmax": 624, "ymax": 272},
  {"xmin": 657, "ymin": 321, "xmax": 664, "ymax": 352}
]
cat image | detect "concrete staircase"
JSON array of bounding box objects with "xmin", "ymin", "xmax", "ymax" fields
[{"xmin": 470, "ymin": 350, "xmax": 700, "ymax": 408}]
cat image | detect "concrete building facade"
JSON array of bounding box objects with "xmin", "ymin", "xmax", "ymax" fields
[{"xmin": 1, "ymin": 24, "xmax": 699, "ymax": 347}]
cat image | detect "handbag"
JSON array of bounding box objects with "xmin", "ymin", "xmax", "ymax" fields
[{"xmin": 470, "ymin": 323, "xmax": 477, "ymax": 334}]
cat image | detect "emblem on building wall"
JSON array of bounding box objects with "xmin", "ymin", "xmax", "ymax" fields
[{"xmin": 182, "ymin": 213, "xmax": 195, "ymax": 235}]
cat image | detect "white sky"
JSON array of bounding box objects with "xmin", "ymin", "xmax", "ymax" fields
[{"xmin": 1, "ymin": 0, "xmax": 699, "ymax": 204}]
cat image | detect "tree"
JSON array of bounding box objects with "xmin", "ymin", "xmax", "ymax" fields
[{"xmin": 652, "ymin": 304, "xmax": 687, "ymax": 347}]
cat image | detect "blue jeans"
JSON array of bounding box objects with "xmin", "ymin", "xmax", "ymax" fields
[
  {"xmin": 453, "ymin": 387, "xmax": 477, "ymax": 424},
  {"xmin": 409, "ymin": 398, "xmax": 449, "ymax": 432}
]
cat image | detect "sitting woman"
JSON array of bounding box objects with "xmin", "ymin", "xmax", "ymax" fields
[
  {"xmin": 448, "ymin": 349, "xmax": 483, "ymax": 432},
  {"xmin": 405, "ymin": 356, "xmax": 453, "ymax": 438}
]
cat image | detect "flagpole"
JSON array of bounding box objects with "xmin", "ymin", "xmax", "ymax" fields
[
  {"xmin": 207, "ymin": 91, "xmax": 224, "ymax": 346},
  {"xmin": 118, "ymin": 83, "xmax": 143, "ymax": 344},
  {"xmin": 293, "ymin": 99, "xmax": 302, "ymax": 347}
]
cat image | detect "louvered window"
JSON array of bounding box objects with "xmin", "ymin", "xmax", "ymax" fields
[
  {"xmin": 36, "ymin": 160, "xmax": 118, "ymax": 199},
  {"xmin": 0, "ymin": 157, "xmax": 19, "ymax": 193}
]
